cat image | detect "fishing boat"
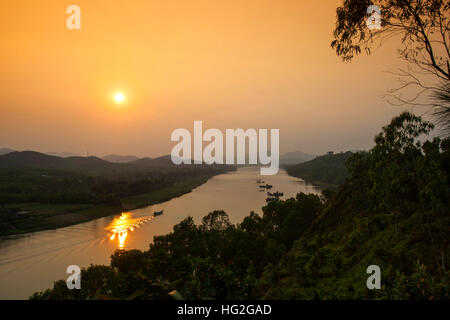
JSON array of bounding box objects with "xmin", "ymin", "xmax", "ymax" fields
[{"xmin": 153, "ymin": 210, "xmax": 164, "ymax": 217}]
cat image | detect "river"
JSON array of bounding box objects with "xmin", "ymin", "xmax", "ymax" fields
[{"xmin": 0, "ymin": 167, "xmax": 320, "ymax": 299}]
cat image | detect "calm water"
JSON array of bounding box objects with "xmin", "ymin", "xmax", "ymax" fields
[{"xmin": 0, "ymin": 167, "xmax": 319, "ymax": 299}]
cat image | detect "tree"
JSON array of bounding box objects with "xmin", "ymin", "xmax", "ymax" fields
[
  {"xmin": 431, "ymin": 82, "xmax": 450, "ymax": 135},
  {"xmin": 332, "ymin": 0, "xmax": 449, "ymax": 131},
  {"xmin": 201, "ymin": 210, "xmax": 232, "ymax": 232}
]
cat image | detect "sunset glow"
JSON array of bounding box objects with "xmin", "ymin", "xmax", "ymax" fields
[
  {"xmin": 106, "ymin": 212, "xmax": 154, "ymax": 248},
  {"xmin": 0, "ymin": 0, "xmax": 447, "ymax": 302},
  {"xmin": 0, "ymin": 0, "xmax": 401, "ymax": 157},
  {"xmin": 114, "ymin": 92, "xmax": 126, "ymax": 104}
]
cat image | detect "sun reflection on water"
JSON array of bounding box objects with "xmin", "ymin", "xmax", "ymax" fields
[{"xmin": 106, "ymin": 212, "xmax": 154, "ymax": 249}]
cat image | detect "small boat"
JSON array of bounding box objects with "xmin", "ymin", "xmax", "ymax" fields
[
  {"xmin": 273, "ymin": 191, "xmax": 284, "ymax": 197},
  {"xmin": 256, "ymin": 179, "xmax": 265, "ymax": 184},
  {"xmin": 153, "ymin": 210, "xmax": 164, "ymax": 217},
  {"xmin": 259, "ymin": 184, "xmax": 273, "ymax": 189}
]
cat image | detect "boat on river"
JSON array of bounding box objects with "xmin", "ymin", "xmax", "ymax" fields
[
  {"xmin": 153, "ymin": 210, "xmax": 164, "ymax": 217},
  {"xmin": 267, "ymin": 190, "xmax": 283, "ymax": 199}
]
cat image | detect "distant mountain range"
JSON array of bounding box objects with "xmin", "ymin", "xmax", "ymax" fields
[
  {"xmin": 0, "ymin": 148, "xmax": 314, "ymax": 167},
  {"xmin": 46, "ymin": 151, "xmax": 81, "ymax": 158},
  {"xmin": 1, "ymin": 149, "xmax": 82, "ymax": 158},
  {"xmin": 102, "ymin": 154, "xmax": 140, "ymax": 163},
  {"xmin": 0, "ymin": 148, "xmax": 142, "ymax": 163},
  {"xmin": 0, "ymin": 151, "xmax": 113, "ymax": 170},
  {"xmin": 280, "ymin": 150, "xmax": 315, "ymax": 165},
  {"xmin": 0, "ymin": 150, "xmax": 180, "ymax": 173}
]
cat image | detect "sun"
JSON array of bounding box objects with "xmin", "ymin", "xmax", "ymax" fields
[{"xmin": 113, "ymin": 92, "xmax": 126, "ymax": 104}]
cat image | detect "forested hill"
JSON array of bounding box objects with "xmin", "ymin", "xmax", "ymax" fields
[
  {"xmin": 285, "ymin": 152, "xmax": 353, "ymax": 189},
  {"xmin": 0, "ymin": 151, "xmax": 184, "ymax": 172},
  {"xmin": 266, "ymin": 113, "xmax": 450, "ymax": 299},
  {"xmin": 0, "ymin": 151, "xmax": 109, "ymax": 170}
]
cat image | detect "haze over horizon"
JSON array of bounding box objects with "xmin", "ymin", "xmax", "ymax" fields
[{"xmin": 1, "ymin": 1, "xmax": 412, "ymax": 158}]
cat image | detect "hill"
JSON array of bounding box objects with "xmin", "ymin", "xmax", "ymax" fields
[
  {"xmin": 0, "ymin": 151, "xmax": 119, "ymax": 172},
  {"xmin": 131, "ymin": 155, "xmax": 173, "ymax": 167},
  {"xmin": 265, "ymin": 112, "xmax": 450, "ymax": 299},
  {"xmin": 131, "ymin": 155, "xmax": 188, "ymax": 168},
  {"xmin": 286, "ymin": 152, "xmax": 352, "ymax": 189}
]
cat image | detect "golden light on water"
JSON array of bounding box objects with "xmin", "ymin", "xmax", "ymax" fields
[
  {"xmin": 118, "ymin": 230, "xmax": 128, "ymax": 249},
  {"xmin": 106, "ymin": 212, "xmax": 154, "ymax": 248}
]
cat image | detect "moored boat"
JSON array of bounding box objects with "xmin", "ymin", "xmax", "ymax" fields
[{"xmin": 153, "ymin": 210, "xmax": 164, "ymax": 217}]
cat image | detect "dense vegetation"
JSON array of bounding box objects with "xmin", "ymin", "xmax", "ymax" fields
[
  {"xmin": 286, "ymin": 152, "xmax": 352, "ymax": 189},
  {"xmin": 31, "ymin": 192, "xmax": 324, "ymax": 300},
  {"xmin": 0, "ymin": 166, "xmax": 227, "ymax": 205},
  {"xmin": 0, "ymin": 153, "xmax": 234, "ymax": 235},
  {"xmin": 268, "ymin": 112, "xmax": 450, "ymax": 299},
  {"xmin": 32, "ymin": 112, "xmax": 449, "ymax": 300}
]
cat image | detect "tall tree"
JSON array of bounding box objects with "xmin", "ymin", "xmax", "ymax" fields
[{"xmin": 331, "ymin": 0, "xmax": 449, "ymax": 132}]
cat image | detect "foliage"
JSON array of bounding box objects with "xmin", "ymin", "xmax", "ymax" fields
[
  {"xmin": 332, "ymin": 0, "xmax": 449, "ymax": 130},
  {"xmin": 31, "ymin": 194, "xmax": 323, "ymax": 300},
  {"xmin": 31, "ymin": 113, "xmax": 449, "ymax": 300},
  {"xmin": 332, "ymin": 0, "xmax": 449, "ymax": 80},
  {"xmin": 266, "ymin": 112, "xmax": 449, "ymax": 299}
]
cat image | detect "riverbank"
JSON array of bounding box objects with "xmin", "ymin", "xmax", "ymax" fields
[
  {"xmin": 121, "ymin": 175, "xmax": 214, "ymax": 210},
  {"xmin": 282, "ymin": 165, "xmax": 336, "ymax": 189},
  {"xmin": 287, "ymin": 176, "xmax": 338, "ymax": 190},
  {"xmin": 0, "ymin": 175, "xmax": 216, "ymax": 237}
]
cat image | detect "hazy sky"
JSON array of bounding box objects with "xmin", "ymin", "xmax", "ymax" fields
[{"xmin": 0, "ymin": 0, "xmax": 406, "ymax": 157}]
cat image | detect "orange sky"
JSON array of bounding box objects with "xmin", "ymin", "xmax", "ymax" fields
[{"xmin": 0, "ymin": 0, "xmax": 404, "ymax": 157}]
